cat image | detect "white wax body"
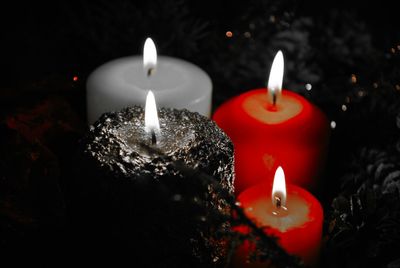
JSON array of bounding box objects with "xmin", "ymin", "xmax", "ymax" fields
[{"xmin": 86, "ymin": 55, "xmax": 212, "ymax": 124}]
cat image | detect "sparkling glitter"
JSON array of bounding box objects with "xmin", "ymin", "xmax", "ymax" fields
[
  {"xmin": 226, "ymin": 31, "xmax": 233, "ymax": 38},
  {"xmin": 172, "ymin": 194, "xmax": 182, "ymax": 201},
  {"xmin": 83, "ymin": 106, "xmax": 235, "ymax": 191},
  {"xmin": 305, "ymin": 83, "xmax": 312, "ymax": 91},
  {"xmin": 351, "ymin": 74, "xmax": 357, "ymax": 84},
  {"xmin": 82, "ymin": 107, "xmax": 234, "ymax": 262},
  {"xmin": 341, "ymin": 104, "xmax": 347, "ymax": 112},
  {"xmin": 330, "ymin": 121, "xmax": 336, "ymax": 129}
]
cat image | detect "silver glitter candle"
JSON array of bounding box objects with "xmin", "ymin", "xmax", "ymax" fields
[
  {"xmin": 79, "ymin": 105, "xmax": 235, "ymax": 265},
  {"xmin": 84, "ymin": 106, "xmax": 234, "ymax": 191}
]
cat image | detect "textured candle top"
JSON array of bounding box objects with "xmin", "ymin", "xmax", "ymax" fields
[
  {"xmin": 83, "ymin": 106, "xmax": 234, "ymax": 190},
  {"xmin": 80, "ymin": 106, "xmax": 235, "ymax": 265}
]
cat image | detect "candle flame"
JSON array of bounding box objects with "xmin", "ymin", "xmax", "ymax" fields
[
  {"xmin": 267, "ymin": 51, "xmax": 284, "ymax": 106},
  {"xmin": 143, "ymin": 37, "xmax": 157, "ymax": 76},
  {"xmin": 272, "ymin": 166, "xmax": 286, "ymax": 208},
  {"xmin": 145, "ymin": 90, "xmax": 160, "ymax": 133}
]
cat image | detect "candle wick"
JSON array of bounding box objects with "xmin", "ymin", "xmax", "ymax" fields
[
  {"xmin": 151, "ymin": 129, "xmax": 157, "ymax": 145},
  {"xmin": 147, "ymin": 68, "xmax": 154, "ymax": 77},
  {"xmin": 272, "ymin": 91, "xmax": 277, "ymax": 107},
  {"xmin": 275, "ymin": 196, "xmax": 282, "ymax": 209}
]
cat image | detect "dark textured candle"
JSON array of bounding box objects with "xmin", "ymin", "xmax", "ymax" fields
[
  {"xmin": 77, "ymin": 106, "xmax": 235, "ymax": 265},
  {"xmin": 84, "ymin": 106, "xmax": 234, "ymax": 187}
]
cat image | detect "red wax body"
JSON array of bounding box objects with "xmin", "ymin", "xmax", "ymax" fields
[
  {"xmin": 213, "ymin": 89, "xmax": 330, "ymax": 194},
  {"xmin": 234, "ymin": 183, "xmax": 324, "ymax": 267}
]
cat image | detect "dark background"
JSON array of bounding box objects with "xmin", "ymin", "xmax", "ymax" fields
[
  {"xmin": 1, "ymin": 1, "xmax": 400, "ymax": 267},
  {"xmin": 1, "ymin": 1, "xmax": 398, "ymax": 87}
]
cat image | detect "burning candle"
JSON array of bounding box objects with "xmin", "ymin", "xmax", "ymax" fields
[
  {"xmin": 84, "ymin": 91, "xmax": 234, "ymax": 186},
  {"xmin": 144, "ymin": 90, "xmax": 160, "ymax": 145},
  {"xmin": 80, "ymin": 91, "xmax": 234, "ymax": 261},
  {"xmin": 213, "ymin": 51, "xmax": 330, "ymax": 193},
  {"xmin": 234, "ymin": 167, "xmax": 323, "ymax": 267},
  {"xmin": 87, "ymin": 37, "xmax": 212, "ymax": 124}
]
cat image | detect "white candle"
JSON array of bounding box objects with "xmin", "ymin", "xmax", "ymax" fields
[{"xmin": 86, "ymin": 38, "xmax": 212, "ymax": 124}]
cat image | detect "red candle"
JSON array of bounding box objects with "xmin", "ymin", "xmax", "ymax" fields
[
  {"xmin": 213, "ymin": 51, "xmax": 330, "ymax": 194},
  {"xmin": 234, "ymin": 167, "xmax": 323, "ymax": 267}
]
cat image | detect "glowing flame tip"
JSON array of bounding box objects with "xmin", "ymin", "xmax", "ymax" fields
[
  {"xmin": 267, "ymin": 51, "xmax": 284, "ymax": 105},
  {"xmin": 271, "ymin": 166, "xmax": 286, "ymax": 208},
  {"xmin": 143, "ymin": 37, "xmax": 157, "ymax": 75},
  {"xmin": 145, "ymin": 90, "xmax": 160, "ymax": 133}
]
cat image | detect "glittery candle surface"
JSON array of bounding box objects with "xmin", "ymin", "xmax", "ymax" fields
[{"xmin": 84, "ymin": 106, "xmax": 234, "ymax": 193}]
